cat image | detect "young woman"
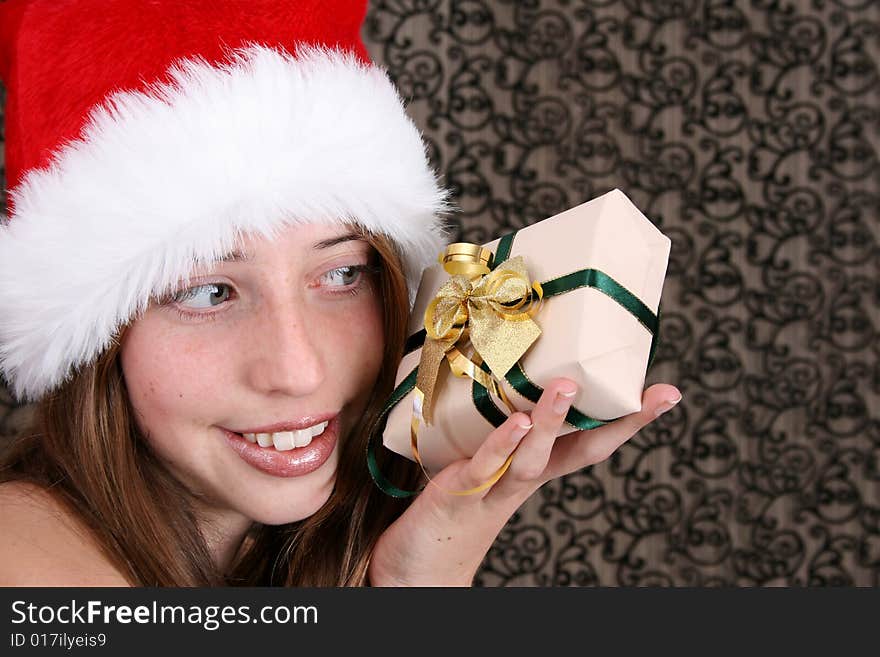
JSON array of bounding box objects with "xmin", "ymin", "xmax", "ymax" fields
[{"xmin": 0, "ymin": 0, "xmax": 681, "ymax": 586}]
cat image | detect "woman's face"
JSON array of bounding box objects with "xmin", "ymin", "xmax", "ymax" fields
[{"xmin": 120, "ymin": 222, "xmax": 384, "ymax": 526}]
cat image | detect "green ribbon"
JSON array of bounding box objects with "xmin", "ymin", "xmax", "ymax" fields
[{"xmin": 367, "ymin": 231, "xmax": 662, "ymax": 497}]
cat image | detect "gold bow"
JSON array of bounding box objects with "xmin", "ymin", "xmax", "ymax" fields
[{"xmin": 415, "ymin": 244, "xmax": 544, "ymax": 426}]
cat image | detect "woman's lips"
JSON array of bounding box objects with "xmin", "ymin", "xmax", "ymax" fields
[{"xmin": 221, "ymin": 415, "xmax": 338, "ymax": 478}]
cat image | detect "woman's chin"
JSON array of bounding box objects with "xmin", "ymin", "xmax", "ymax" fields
[{"xmin": 238, "ymin": 482, "xmax": 336, "ymax": 526}]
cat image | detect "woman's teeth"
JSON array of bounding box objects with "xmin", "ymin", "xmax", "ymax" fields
[{"xmin": 242, "ymin": 421, "xmax": 329, "ymax": 451}]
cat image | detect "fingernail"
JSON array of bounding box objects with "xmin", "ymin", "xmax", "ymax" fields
[
  {"xmin": 654, "ymin": 392, "xmax": 683, "ymax": 417},
  {"xmin": 552, "ymin": 386, "xmax": 577, "ymax": 415},
  {"xmin": 511, "ymin": 421, "xmax": 533, "ymax": 441}
]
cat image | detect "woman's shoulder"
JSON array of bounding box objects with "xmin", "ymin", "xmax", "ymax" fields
[{"xmin": 0, "ymin": 481, "xmax": 130, "ymax": 586}]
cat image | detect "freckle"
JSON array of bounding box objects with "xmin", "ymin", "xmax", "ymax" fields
[
  {"xmin": 447, "ymin": 536, "xmax": 452, "ymax": 541},
  {"xmin": 436, "ymin": 538, "xmax": 442, "ymax": 542},
  {"xmin": 179, "ymin": 393, "xmax": 183, "ymax": 398}
]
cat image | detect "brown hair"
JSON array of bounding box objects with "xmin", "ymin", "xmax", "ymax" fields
[{"xmin": 0, "ymin": 226, "xmax": 423, "ymax": 586}]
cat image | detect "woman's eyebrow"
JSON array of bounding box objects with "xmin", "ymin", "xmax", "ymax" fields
[
  {"xmin": 219, "ymin": 231, "xmax": 365, "ymax": 263},
  {"xmin": 311, "ymin": 231, "xmax": 366, "ymax": 250},
  {"xmin": 219, "ymin": 249, "xmax": 251, "ymax": 263}
]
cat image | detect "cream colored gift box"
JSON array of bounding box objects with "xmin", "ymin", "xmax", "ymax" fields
[{"xmin": 381, "ymin": 188, "xmax": 672, "ymax": 473}]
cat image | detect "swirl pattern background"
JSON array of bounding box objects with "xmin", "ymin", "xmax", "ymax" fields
[{"xmin": 2, "ymin": 0, "xmax": 878, "ymax": 585}]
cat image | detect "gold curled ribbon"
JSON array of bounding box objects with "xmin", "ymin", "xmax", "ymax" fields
[{"xmin": 411, "ymin": 243, "xmax": 544, "ymax": 495}]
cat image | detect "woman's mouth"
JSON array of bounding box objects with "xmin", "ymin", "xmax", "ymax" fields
[
  {"xmin": 220, "ymin": 415, "xmax": 339, "ymax": 477},
  {"xmin": 242, "ymin": 420, "xmax": 329, "ymax": 450}
]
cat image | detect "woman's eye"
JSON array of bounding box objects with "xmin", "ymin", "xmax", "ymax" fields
[
  {"xmin": 320, "ymin": 265, "xmax": 365, "ymax": 288},
  {"xmin": 172, "ymin": 283, "xmax": 232, "ymax": 309}
]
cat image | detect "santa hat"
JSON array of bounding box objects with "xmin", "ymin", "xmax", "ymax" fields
[{"xmin": 0, "ymin": 0, "xmax": 450, "ymax": 403}]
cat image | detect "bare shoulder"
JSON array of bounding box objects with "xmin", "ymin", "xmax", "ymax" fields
[{"xmin": 0, "ymin": 481, "xmax": 130, "ymax": 586}]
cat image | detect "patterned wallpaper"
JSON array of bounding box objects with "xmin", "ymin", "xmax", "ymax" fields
[{"xmin": 2, "ymin": 0, "xmax": 878, "ymax": 585}]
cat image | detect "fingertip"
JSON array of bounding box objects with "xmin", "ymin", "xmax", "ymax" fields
[
  {"xmin": 512, "ymin": 412, "xmax": 533, "ymax": 429},
  {"xmin": 653, "ymin": 389, "xmax": 683, "ymax": 418},
  {"xmin": 644, "ymin": 383, "xmax": 681, "ymax": 404},
  {"xmin": 509, "ymin": 414, "xmax": 533, "ymax": 442}
]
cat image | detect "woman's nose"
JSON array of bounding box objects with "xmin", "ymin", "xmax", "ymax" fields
[{"xmin": 243, "ymin": 300, "xmax": 326, "ymax": 397}]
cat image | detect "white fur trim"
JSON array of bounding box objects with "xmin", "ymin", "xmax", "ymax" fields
[{"xmin": 0, "ymin": 45, "xmax": 450, "ymax": 402}]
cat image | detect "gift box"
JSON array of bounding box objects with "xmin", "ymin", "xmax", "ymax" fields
[{"xmin": 379, "ymin": 188, "xmax": 671, "ymax": 475}]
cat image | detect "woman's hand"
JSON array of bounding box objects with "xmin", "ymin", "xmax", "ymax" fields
[{"xmin": 368, "ymin": 379, "xmax": 682, "ymax": 586}]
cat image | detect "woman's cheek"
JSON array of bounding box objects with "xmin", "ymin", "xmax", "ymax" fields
[
  {"xmin": 317, "ymin": 301, "xmax": 383, "ymax": 406},
  {"xmin": 351, "ymin": 295, "xmax": 385, "ymax": 383},
  {"xmin": 121, "ymin": 319, "xmax": 226, "ymax": 431}
]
